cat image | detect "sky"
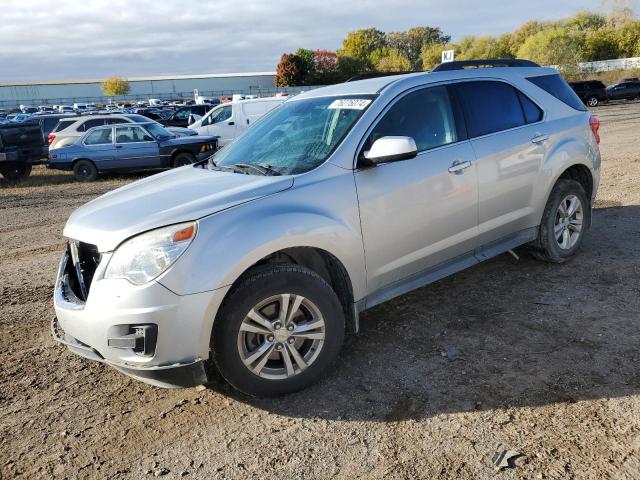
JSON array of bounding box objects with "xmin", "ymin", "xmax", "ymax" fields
[{"xmin": 1, "ymin": 0, "xmax": 604, "ymax": 81}]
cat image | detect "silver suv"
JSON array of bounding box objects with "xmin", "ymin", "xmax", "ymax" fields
[{"xmin": 53, "ymin": 60, "xmax": 601, "ymax": 396}]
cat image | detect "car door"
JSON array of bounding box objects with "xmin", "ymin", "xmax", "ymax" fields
[
  {"xmin": 81, "ymin": 127, "xmax": 115, "ymax": 168},
  {"xmin": 112, "ymin": 126, "xmax": 160, "ymax": 169},
  {"xmin": 452, "ymin": 80, "xmax": 546, "ymax": 253},
  {"xmin": 608, "ymin": 83, "xmax": 627, "ymax": 100},
  {"xmin": 354, "ymin": 84, "xmax": 479, "ymax": 295},
  {"xmin": 202, "ymin": 104, "xmax": 235, "ymax": 145}
]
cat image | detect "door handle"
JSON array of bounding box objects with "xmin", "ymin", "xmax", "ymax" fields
[
  {"xmin": 531, "ymin": 134, "xmax": 549, "ymax": 144},
  {"xmin": 115, "ymin": 145, "xmax": 123, "ymax": 149},
  {"xmin": 228, "ymin": 121, "xmax": 235, "ymax": 126},
  {"xmin": 448, "ymin": 160, "xmax": 471, "ymax": 174}
]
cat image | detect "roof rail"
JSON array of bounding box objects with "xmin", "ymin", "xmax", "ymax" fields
[
  {"xmin": 346, "ymin": 71, "xmax": 414, "ymax": 82},
  {"xmin": 431, "ymin": 59, "xmax": 540, "ymax": 72}
]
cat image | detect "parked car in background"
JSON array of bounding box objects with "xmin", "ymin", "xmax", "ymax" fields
[
  {"xmin": 569, "ymin": 80, "xmax": 607, "ymax": 107},
  {"xmin": 606, "ymin": 81, "xmax": 640, "ymax": 101},
  {"xmin": 48, "ymin": 122, "xmax": 217, "ymax": 181},
  {"xmin": 48, "ymin": 114, "xmax": 196, "ymax": 149},
  {"xmin": 11, "ymin": 113, "xmax": 33, "ymax": 123},
  {"xmin": 0, "ymin": 121, "xmax": 44, "ymax": 183},
  {"xmin": 31, "ymin": 114, "xmax": 78, "ymax": 153},
  {"xmin": 189, "ymin": 96, "xmax": 286, "ymax": 146},
  {"xmin": 162, "ymin": 104, "xmax": 214, "ymax": 128},
  {"xmin": 58, "ymin": 105, "xmax": 75, "ymax": 114},
  {"xmin": 38, "ymin": 106, "xmax": 56, "ymax": 113},
  {"xmin": 51, "ymin": 60, "xmax": 601, "ymax": 395}
]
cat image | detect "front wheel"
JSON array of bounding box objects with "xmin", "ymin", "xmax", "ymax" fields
[
  {"xmin": 586, "ymin": 96, "xmax": 598, "ymax": 107},
  {"xmin": 172, "ymin": 152, "xmax": 195, "ymax": 168},
  {"xmin": 531, "ymin": 179, "xmax": 589, "ymax": 263},
  {"xmin": 211, "ymin": 264, "xmax": 345, "ymax": 397}
]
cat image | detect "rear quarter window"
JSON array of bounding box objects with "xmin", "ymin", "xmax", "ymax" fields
[{"xmin": 526, "ymin": 74, "xmax": 587, "ymax": 111}]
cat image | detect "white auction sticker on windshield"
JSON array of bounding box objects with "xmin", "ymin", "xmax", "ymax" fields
[{"xmin": 328, "ymin": 99, "xmax": 371, "ymax": 110}]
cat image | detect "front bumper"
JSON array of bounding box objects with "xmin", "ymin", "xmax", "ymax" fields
[{"xmin": 52, "ymin": 250, "xmax": 229, "ymax": 388}]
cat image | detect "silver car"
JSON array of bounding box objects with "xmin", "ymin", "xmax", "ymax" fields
[{"xmin": 53, "ymin": 60, "xmax": 601, "ymax": 396}]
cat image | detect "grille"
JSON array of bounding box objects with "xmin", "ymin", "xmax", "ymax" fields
[{"xmin": 67, "ymin": 240, "xmax": 101, "ymax": 301}]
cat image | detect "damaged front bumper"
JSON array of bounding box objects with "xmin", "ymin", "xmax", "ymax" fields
[{"xmin": 52, "ymin": 247, "xmax": 227, "ymax": 388}]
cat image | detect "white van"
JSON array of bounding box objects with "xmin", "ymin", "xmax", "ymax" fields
[{"xmin": 189, "ymin": 97, "xmax": 286, "ymax": 146}]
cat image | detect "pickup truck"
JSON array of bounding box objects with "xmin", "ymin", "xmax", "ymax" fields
[{"xmin": 0, "ymin": 122, "xmax": 44, "ymax": 184}]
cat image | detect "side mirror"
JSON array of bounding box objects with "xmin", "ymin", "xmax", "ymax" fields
[
  {"xmin": 362, "ymin": 136, "xmax": 417, "ymax": 165},
  {"xmin": 188, "ymin": 114, "xmax": 202, "ymax": 125}
]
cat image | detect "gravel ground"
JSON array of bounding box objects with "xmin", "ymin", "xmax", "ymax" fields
[{"xmin": 1, "ymin": 101, "xmax": 639, "ymax": 480}]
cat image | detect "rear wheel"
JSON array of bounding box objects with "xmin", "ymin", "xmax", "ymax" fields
[
  {"xmin": 531, "ymin": 179, "xmax": 589, "ymax": 263},
  {"xmin": 211, "ymin": 264, "xmax": 345, "ymax": 397},
  {"xmin": 586, "ymin": 96, "xmax": 598, "ymax": 107},
  {"xmin": 172, "ymin": 152, "xmax": 195, "ymax": 168},
  {"xmin": 73, "ymin": 160, "xmax": 98, "ymax": 182},
  {"xmin": 0, "ymin": 163, "xmax": 32, "ymax": 185}
]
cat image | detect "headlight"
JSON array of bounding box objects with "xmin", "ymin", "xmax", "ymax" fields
[{"xmin": 105, "ymin": 222, "xmax": 197, "ymax": 285}]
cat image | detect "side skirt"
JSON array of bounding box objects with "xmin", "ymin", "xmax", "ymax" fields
[{"xmin": 354, "ymin": 226, "xmax": 539, "ymax": 324}]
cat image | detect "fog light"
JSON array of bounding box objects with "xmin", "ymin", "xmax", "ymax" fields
[{"xmin": 107, "ymin": 324, "xmax": 157, "ymax": 356}]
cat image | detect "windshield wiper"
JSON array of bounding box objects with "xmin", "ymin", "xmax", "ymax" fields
[{"xmin": 228, "ymin": 163, "xmax": 281, "ymax": 176}]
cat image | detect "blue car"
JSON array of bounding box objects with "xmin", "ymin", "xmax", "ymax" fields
[{"xmin": 48, "ymin": 122, "xmax": 217, "ymax": 181}]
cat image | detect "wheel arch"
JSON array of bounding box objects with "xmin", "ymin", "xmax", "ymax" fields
[
  {"xmin": 225, "ymin": 246, "xmax": 358, "ymax": 333},
  {"xmin": 170, "ymin": 149, "xmax": 195, "ymax": 167}
]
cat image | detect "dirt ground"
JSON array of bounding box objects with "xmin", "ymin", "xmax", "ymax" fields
[{"xmin": 1, "ymin": 101, "xmax": 640, "ymax": 480}]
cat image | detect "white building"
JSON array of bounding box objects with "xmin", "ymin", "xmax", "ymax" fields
[{"xmin": 0, "ymin": 72, "xmax": 280, "ymax": 108}]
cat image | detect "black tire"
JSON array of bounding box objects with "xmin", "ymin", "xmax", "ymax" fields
[
  {"xmin": 211, "ymin": 264, "xmax": 345, "ymax": 397},
  {"xmin": 172, "ymin": 152, "xmax": 195, "ymax": 168},
  {"xmin": 530, "ymin": 179, "xmax": 589, "ymax": 263},
  {"xmin": 586, "ymin": 96, "xmax": 598, "ymax": 107},
  {"xmin": 73, "ymin": 160, "xmax": 98, "ymax": 182},
  {"xmin": 0, "ymin": 163, "xmax": 32, "ymax": 184}
]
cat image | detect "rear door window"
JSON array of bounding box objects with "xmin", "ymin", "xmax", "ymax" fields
[
  {"xmin": 54, "ymin": 119, "xmax": 76, "ymax": 132},
  {"xmin": 526, "ymin": 74, "xmax": 587, "ymax": 111},
  {"xmin": 77, "ymin": 118, "xmax": 105, "ymax": 132},
  {"xmin": 84, "ymin": 128, "xmax": 113, "ymax": 145},
  {"xmin": 454, "ymin": 81, "xmax": 527, "ymax": 138}
]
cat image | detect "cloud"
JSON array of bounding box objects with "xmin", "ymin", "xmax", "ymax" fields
[{"xmin": 1, "ymin": 0, "xmax": 601, "ymax": 80}]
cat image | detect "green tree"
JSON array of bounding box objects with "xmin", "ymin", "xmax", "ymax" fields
[
  {"xmin": 420, "ymin": 43, "xmax": 451, "ymax": 70},
  {"xmin": 295, "ymin": 48, "xmax": 314, "ymax": 83},
  {"xmin": 616, "ymin": 20, "xmax": 640, "ymax": 57},
  {"xmin": 456, "ymin": 35, "xmax": 515, "ymax": 60},
  {"xmin": 102, "ymin": 76, "xmax": 130, "ymax": 96},
  {"xmin": 274, "ymin": 53, "xmax": 306, "ymax": 86},
  {"xmin": 385, "ymin": 26, "xmax": 450, "ymax": 69},
  {"xmin": 338, "ymin": 28, "xmax": 386, "ymax": 67},
  {"xmin": 584, "ymin": 28, "xmax": 621, "ymax": 60},
  {"xmin": 517, "ymin": 27, "xmax": 585, "ymax": 68},
  {"xmin": 509, "ymin": 20, "xmax": 545, "ymax": 56},
  {"xmin": 565, "ymin": 11, "xmax": 607, "ymax": 32},
  {"xmin": 336, "ymin": 55, "xmax": 369, "ymax": 80},
  {"xmin": 375, "ymin": 50, "xmax": 412, "ymax": 72}
]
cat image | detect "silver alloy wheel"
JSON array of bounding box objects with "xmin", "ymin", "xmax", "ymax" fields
[
  {"xmin": 587, "ymin": 97, "xmax": 598, "ymax": 107},
  {"xmin": 237, "ymin": 294, "xmax": 326, "ymax": 380},
  {"xmin": 554, "ymin": 194, "xmax": 583, "ymax": 250}
]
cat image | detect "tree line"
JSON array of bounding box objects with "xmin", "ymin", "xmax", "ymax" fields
[{"xmin": 275, "ymin": 9, "xmax": 640, "ymax": 86}]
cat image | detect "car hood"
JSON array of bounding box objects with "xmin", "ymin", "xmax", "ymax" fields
[
  {"xmin": 64, "ymin": 167, "xmax": 294, "ymax": 252},
  {"xmin": 158, "ymin": 134, "xmax": 217, "ymax": 146},
  {"xmin": 165, "ymin": 126, "xmax": 197, "ymax": 137}
]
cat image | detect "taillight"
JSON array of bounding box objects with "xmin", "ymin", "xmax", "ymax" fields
[
  {"xmin": 589, "ymin": 115, "xmax": 600, "ymax": 144},
  {"xmin": 47, "ymin": 133, "xmax": 56, "ymax": 145}
]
